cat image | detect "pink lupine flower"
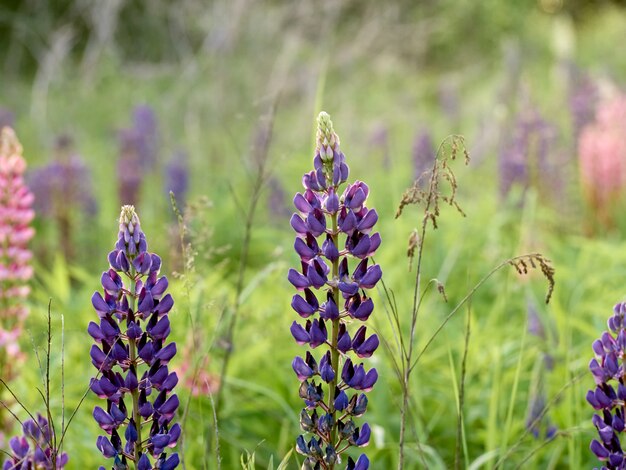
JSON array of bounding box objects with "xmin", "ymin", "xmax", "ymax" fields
[
  {"xmin": 0, "ymin": 127, "xmax": 34, "ymax": 374},
  {"xmin": 579, "ymin": 94, "xmax": 626, "ymax": 228}
]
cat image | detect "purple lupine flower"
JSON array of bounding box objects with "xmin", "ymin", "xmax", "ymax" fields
[
  {"xmin": 526, "ymin": 390, "xmax": 557, "ymax": 440},
  {"xmin": 117, "ymin": 105, "xmax": 160, "ymax": 207},
  {"xmin": 412, "ymin": 129, "xmax": 436, "ymax": 183},
  {"xmin": 2, "ymin": 414, "xmax": 69, "ymax": 469},
  {"xmin": 164, "ymin": 150, "xmax": 189, "ymax": 210},
  {"xmin": 438, "ymin": 80, "xmax": 460, "ymax": 124},
  {"xmin": 525, "ymin": 301, "xmax": 557, "ymax": 438},
  {"xmin": 117, "ymin": 129, "xmax": 145, "ymax": 207},
  {"xmin": 568, "ymin": 70, "xmax": 598, "ymax": 146},
  {"xmin": 0, "ymin": 128, "xmax": 35, "ymax": 376},
  {"xmin": 499, "ymin": 105, "xmax": 557, "ymax": 198},
  {"xmin": 89, "ymin": 206, "xmax": 179, "ymax": 469},
  {"xmin": 290, "ymin": 112, "xmax": 381, "ymax": 469},
  {"xmin": 268, "ymin": 177, "xmax": 290, "ymax": 221},
  {"xmin": 0, "ymin": 108, "xmax": 14, "ymax": 131},
  {"xmin": 27, "ymin": 135, "xmax": 97, "ymax": 260},
  {"xmin": 132, "ymin": 105, "xmax": 158, "ymax": 169},
  {"xmin": 367, "ymin": 123, "xmax": 390, "ymax": 169},
  {"xmin": 587, "ymin": 301, "xmax": 626, "ymax": 467}
]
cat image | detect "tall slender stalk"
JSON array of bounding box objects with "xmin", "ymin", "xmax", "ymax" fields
[
  {"xmin": 393, "ymin": 137, "xmax": 555, "ymax": 469},
  {"xmin": 396, "ymin": 136, "xmax": 468, "ymax": 469},
  {"xmin": 215, "ymin": 106, "xmax": 275, "ymax": 413}
]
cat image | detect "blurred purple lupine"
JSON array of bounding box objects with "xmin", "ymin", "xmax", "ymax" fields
[
  {"xmin": 164, "ymin": 150, "xmax": 189, "ymax": 210},
  {"xmin": 2, "ymin": 414, "xmax": 69, "ymax": 469},
  {"xmin": 367, "ymin": 123, "xmax": 390, "ymax": 169},
  {"xmin": 568, "ymin": 70, "xmax": 598, "ymax": 146},
  {"xmin": 27, "ymin": 135, "xmax": 97, "ymax": 260},
  {"xmin": 117, "ymin": 129, "xmax": 145, "ymax": 207},
  {"xmin": 117, "ymin": 105, "xmax": 159, "ymax": 207},
  {"xmin": 587, "ymin": 301, "xmax": 626, "ymax": 467},
  {"xmin": 289, "ymin": 112, "xmax": 381, "ymax": 469},
  {"xmin": 412, "ymin": 129, "xmax": 436, "ymax": 183},
  {"xmin": 526, "ymin": 392, "xmax": 557, "ymax": 440},
  {"xmin": 89, "ymin": 206, "xmax": 180, "ymax": 470},
  {"xmin": 133, "ymin": 105, "xmax": 159, "ymax": 169},
  {"xmin": 0, "ymin": 108, "xmax": 14, "ymax": 130},
  {"xmin": 525, "ymin": 301, "xmax": 556, "ymax": 439},
  {"xmin": 267, "ymin": 176, "xmax": 290, "ymax": 221},
  {"xmin": 499, "ymin": 105, "xmax": 556, "ymax": 198}
]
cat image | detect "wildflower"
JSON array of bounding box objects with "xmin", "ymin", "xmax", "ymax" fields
[
  {"xmin": 568, "ymin": 70, "xmax": 597, "ymax": 145},
  {"xmin": 89, "ymin": 206, "xmax": 180, "ymax": 469},
  {"xmin": 117, "ymin": 105, "xmax": 159, "ymax": 207},
  {"xmin": 2, "ymin": 414, "xmax": 69, "ymax": 469},
  {"xmin": 578, "ymin": 93, "xmax": 626, "ymax": 228},
  {"xmin": 164, "ymin": 150, "xmax": 189, "ymax": 211},
  {"xmin": 27, "ymin": 135, "xmax": 97, "ymax": 261},
  {"xmin": 367, "ymin": 123, "xmax": 390, "ymax": 169},
  {"xmin": 499, "ymin": 105, "xmax": 556, "ymax": 198},
  {"xmin": 0, "ymin": 127, "xmax": 34, "ymax": 374},
  {"xmin": 587, "ymin": 301, "xmax": 626, "ymax": 467},
  {"xmin": 412, "ymin": 129, "xmax": 436, "ymax": 183},
  {"xmin": 290, "ymin": 112, "xmax": 381, "ymax": 469},
  {"xmin": 267, "ymin": 177, "xmax": 290, "ymax": 221},
  {"xmin": 117, "ymin": 129, "xmax": 145, "ymax": 207},
  {"xmin": 0, "ymin": 108, "xmax": 14, "ymax": 130},
  {"xmin": 132, "ymin": 105, "xmax": 159, "ymax": 169}
]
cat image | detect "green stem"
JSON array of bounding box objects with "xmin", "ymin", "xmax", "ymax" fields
[
  {"xmin": 327, "ymin": 211, "xmax": 340, "ymax": 466},
  {"xmin": 128, "ymin": 270, "xmax": 142, "ymax": 468}
]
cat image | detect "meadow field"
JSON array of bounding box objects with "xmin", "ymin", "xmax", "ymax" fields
[{"xmin": 2, "ymin": 1, "xmax": 626, "ymax": 468}]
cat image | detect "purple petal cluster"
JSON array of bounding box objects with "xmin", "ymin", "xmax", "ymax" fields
[
  {"xmin": 28, "ymin": 135, "xmax": 97, "ymax": 219},
  {"xmin": 268, "ymin": 176, "xmax": 290, "ymax": 221},
  {"xmin": 290, "ymin": 112, "xmax": 381, "ymax": 469},
  {"xmin": 0, "ymin": 108, "xmax": 14, "ymax": 130},
  {"xmin": 499, "ymin": 105, "xmax": 556, "ymax": 198},
  {"xmin": 587, "ymin": 302, "xmax": 626, "ymax": 468},
  {"xmin": 412, "ymin": 129, "xmax": 436, "ymax": 183},
  {"xmin": 164, "ymin": 150, "xmax": 189, "ymax": 210},
  {"xmin": 117, "ymin": 105, "xmax": 159, "ymax": 207},
  {"xmin": 2, "ymin": 414, "xmax": 68, "ymax": 469},
  {"xmin": 569, "ymin": 70, "xmax": 598, "ymax": 146},
  {"xmin": 89, "ymin": 206, "xmax": 180, "ymax": 470}
]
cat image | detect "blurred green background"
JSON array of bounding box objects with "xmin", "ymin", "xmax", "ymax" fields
[{"xmin": 2, "ymin": 0, "xmax": 626, "ymax": 468}]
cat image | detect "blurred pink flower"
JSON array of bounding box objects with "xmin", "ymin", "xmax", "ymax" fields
[
  {"xmin": 579, "ymin": 94, "xmax": 626, "ymax": 227},
  {"xmin": 175, "ymin": 349, "xmax": 220, "ymax": 397},
  {"xmin": 0, "ymin": 127, "xmax": 34, "ymax": 370}
]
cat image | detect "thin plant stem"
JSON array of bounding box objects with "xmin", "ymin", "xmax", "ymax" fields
[
  {"xmin": 128, "ymin": 270, "xmax": 142, "ymax": 468},
  {"xmin": 208, "ymin": 387, "xmax": 221, "ymax": 470},
  {"xmin": 411, "ymin": 254, "xmax": 553, "ymax": 372},
  {"xmin": 215, "ymin": 106, "xmax": 275, "ymax": 411},
  {"xmin": 44, "ymin": 300, "xmax": 58, "ymax": 466},
  {"xmin": 398, "ymin": 154, "xmax": 441, "ymax": 470},
  {"xmin": 454, "ymin": 302, "xmax": 471, "ymax": 470},
  {"xmin": 61, "ymin": 312, "xmax": 65, "ymax": 451},
  {"xmin": 170, "ymin": 191, "xmax": 197, "ymax": 470},
  {"xmin": 494, "ymin": 371, "xmax": 584, "ymax": 468},
  {"xmin": 328, "ymin": 211, "xmax": 340, "ymax": 464}
]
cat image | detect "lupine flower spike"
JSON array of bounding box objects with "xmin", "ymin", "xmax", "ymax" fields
[
  {"xmin": 89, "ymin": 206, "xmax": 180, "ymax": 470},
  {"xmin": 587, "ymin": 301, "xmax": 626, "ymax": 468},
  {"xmin": 27, "ymin": 135, "xmax": 97, "ymax": 261},
  {"xmin": 289, "ymin": 112, "xmax": 382, "ymax": 469},
  {"xmin": 0, "ymin": 127, "xmax": 34, "ymax": 378},
  {"xmin": 2, "ymin": 414, "xmax": 69, "ymax": 469},
  {"xmin": 579, "ymin": 94, "xmax": 626, "ymax": 229}
]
